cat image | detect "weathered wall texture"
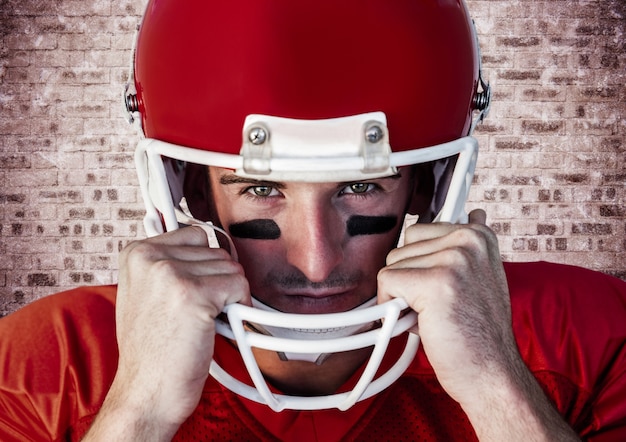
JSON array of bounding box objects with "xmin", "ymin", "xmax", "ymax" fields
[{"xmin": 1, "ymin": 0, "xmax": 625, "ymax": 316}]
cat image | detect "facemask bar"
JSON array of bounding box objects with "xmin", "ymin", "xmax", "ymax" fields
[
  {"xmin": 212, "ymin": 298, "xmax": 419, "ymax": 411},
  {"xmin": 248, "ymin": 296, "xmax": 379, "ymax": 364},
  {"xmin": 134, "ymin": 127, "xmax": 478, "ymax": 236}
]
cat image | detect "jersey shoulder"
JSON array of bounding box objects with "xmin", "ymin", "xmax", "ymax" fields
[
  {"xmin": 503, "ymin": 260, "xmax": 626, "ymax": 333},
  {"xmin": 0, "ymin": 286, "xmax": 118, "ymax": 441},
  {"xmin": 504, "ymin": 261, "xmax": 626, "ymax": 438}
]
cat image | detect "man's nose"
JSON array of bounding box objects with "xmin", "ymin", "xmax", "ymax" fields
[{"xmin": 283, "ymin": 200, "xmax": 344, "ymax": 283}]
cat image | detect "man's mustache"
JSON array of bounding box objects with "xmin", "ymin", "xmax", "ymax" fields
[{"xmin": 262, "ymin": 269, "xmax": 364, "ymax": 290}]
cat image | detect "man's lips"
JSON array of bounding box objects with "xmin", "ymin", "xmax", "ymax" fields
[
  {"xmin": 284, "ymin": 289, "xmax": 354, "ymax": 299},
  {"xmin": 259, "ymin": 288, "xmax": 365, "ymax": 314}
]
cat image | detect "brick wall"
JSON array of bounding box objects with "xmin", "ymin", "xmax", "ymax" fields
[
  {"xmin": 465, "ymin": 0, "xmax": 625, "ymax": 278},
  {"xmin": 1, "ymin": 0, "xmax": 624, "ymax": 316}
]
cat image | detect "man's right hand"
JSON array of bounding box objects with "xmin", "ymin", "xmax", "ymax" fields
[{"xmin": 85, "ymin": 226, "xmax": 250, "ymax": 441}]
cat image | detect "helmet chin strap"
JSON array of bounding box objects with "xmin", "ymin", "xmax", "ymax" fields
[{"xmin": 249, "ymin": 297, "xmax": 379, "ymax": 364}]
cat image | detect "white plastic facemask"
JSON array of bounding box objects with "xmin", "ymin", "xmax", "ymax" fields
[
  {"xmin": 133, "ymin": 112, "xmax": 479, "ymax": 411},
  {"xmin": 213, "ymin": 298, "xmax": 420, "ymax": 412}
]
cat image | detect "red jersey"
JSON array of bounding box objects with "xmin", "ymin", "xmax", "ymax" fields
[{"xmin": 1, "ymin": 261, "xmax": 625, "ymax": 441}]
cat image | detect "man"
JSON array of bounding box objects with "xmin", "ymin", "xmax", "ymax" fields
[{"xmin": 1, "ymin": 0, "xmax": 625, "ymax": 440}]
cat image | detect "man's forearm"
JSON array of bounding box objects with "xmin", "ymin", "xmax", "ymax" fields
[
  {"xmin": 83, "ymin": 379, "xmax": 181, "ymax": 442},
  {"xmin": 461, "ymin": 358, "xmax": 580, "ymax": 441}
]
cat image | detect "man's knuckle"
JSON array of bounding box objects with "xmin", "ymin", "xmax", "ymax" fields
[
  {"xmin": 431, "ymin": 265, "xmax": 464, "ymax": 295},
  {"xmin": 127, "ymin": 241, "xmax": 160, "ymax": 262},
  {"xmin": 150, "ymin": 257, "xmax": 184, "ymax": 282},
  {"xmin": 211, "ymin": 247, "xmax": 232, "ymax": 260},
  {"xmin": 440, "ymin": 245, "xmax": 470, "ymax": 268},
  {"xmin": 450, "ymin": 226, "xmax": 490, "ymax": 250}
]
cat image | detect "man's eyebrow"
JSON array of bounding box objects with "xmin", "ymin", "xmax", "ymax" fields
[
  {"xmin": 218, "ymin": 174, "xmax": 286, "ymax": 189},
  {"xmin": 337, "ymin": 172, "xmax": 403, "ymax": 186},
  {"xmin": 218, "ymin": 172, "xmax": 402, "ymax": 187}
]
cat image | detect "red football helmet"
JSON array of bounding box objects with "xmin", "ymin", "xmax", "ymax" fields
[{"xmin": 125, "ymin": 0, "xmax": 490, "ymax": 411}]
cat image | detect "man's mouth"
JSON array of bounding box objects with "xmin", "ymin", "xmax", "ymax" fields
[
  {"xmin": 254, "ymin": 288, "xmax": 370, "ymax": 314},
  {"xmin": 285, "ymin": 288, "xmax": 352, "ymax": 299}
]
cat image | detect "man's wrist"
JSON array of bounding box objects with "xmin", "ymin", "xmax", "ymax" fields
[
  {"xmin": 83, "ymin": 382, "xmax": 180, "ymax": 441},
  {"xmin": 459, "ymin": 361, "xmax": 579, "ymax": 441}
]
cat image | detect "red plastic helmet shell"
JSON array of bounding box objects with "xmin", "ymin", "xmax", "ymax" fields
[{"xmin": 134, "ymin": 0, "xmax": 479, "ymax": 154}]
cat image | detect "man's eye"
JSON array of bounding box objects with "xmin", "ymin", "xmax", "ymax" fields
[
  {"xmin": 344, "ymin": 183, "xmax": 374, "ymax": 194},
  {"xmin": 248, "ymin": 186, "xmax": 275, "ymax": 197}
]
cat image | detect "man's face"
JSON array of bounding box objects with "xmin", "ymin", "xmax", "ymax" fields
[{"xmin": 208, "ymin": 166, "xmax": 414, "ymax": 314}]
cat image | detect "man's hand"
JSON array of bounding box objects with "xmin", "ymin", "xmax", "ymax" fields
[
  {"xmin": 86, "ymin": 227, "xmax": 249, "ymax": 441},
  {"xmin": 377, "ymin": 210, "xmax": 579, "ymax": 440},
  {"xmin": 379, "ymin": 209, "xmax": 511, "ymax": 403}
]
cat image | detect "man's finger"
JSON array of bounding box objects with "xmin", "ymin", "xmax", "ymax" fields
[{"xmin": 468, "ymin": 208, "xmax": 487, "ymax": 225}]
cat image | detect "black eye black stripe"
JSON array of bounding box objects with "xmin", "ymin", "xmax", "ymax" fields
[
  {"xmin": 229, "ymin": 215, "xmax": 398, "ymax": 240},
  {"xmin": 347, "ymin": 215, "xmax": 398, "ymax": 236},
  {"xmin": 229, "ymin": 219, "xmax": 281, "ymax": 239}
]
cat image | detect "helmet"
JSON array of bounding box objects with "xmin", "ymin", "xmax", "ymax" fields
[{"xmin": 125, "ymin": 0, "xmax": 490, "ymax": 411}]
